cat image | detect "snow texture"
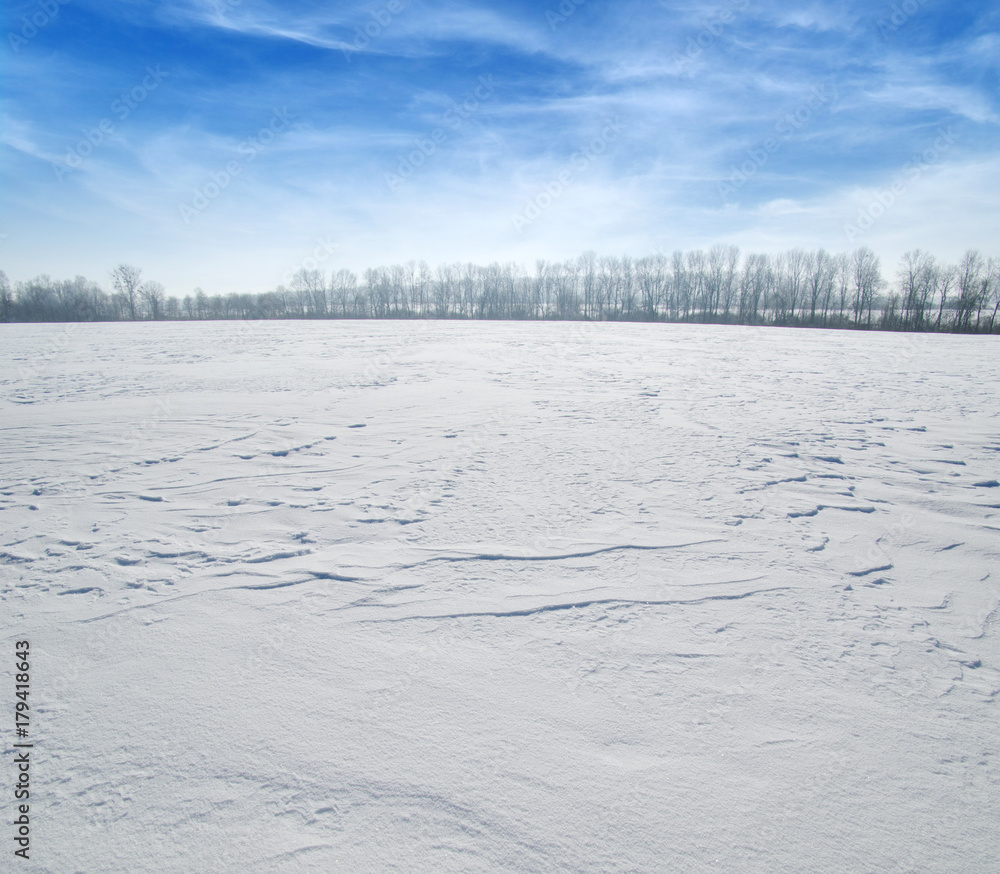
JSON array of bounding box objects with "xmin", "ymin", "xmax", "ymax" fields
[{"xmin": 2, "ymin": 321, "xmax": 998, "ymax": 873}]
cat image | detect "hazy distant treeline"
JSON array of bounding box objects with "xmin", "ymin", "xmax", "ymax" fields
[{"xmin": 2, "ymin": 247, "xmax": 998, "ymax": 332}]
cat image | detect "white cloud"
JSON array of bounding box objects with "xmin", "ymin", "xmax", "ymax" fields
[{"xmin": 866, "ymin": 82, "xmax": 999, "ymax": 124}]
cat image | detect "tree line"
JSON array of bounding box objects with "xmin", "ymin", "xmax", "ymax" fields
[{"xmin": 2, "ymin": 247, "xmax": 998, "ymax": 332}]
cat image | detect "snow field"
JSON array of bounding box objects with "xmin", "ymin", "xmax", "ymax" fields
[{"xmin": 1, "ymin": 320, "xmax": 998, "ymax": 872}]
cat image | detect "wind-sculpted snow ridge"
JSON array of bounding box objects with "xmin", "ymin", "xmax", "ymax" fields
[
  {"xmin": 2, "ymin": 322, "xmax": 999, "ymax": 873},
  {"xmin": 355, "ymin": 582, "xmax": 785, "ymax": 623},
  {"xmin": 396, "ymin": 539, "xmax": 725, "ymax": 568},
  {"xmin": 787, "ymin": 503, "xmax": 877, "ymax": 518}
]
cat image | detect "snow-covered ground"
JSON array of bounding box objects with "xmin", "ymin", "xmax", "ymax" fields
[{"xmin": 2, "ymin": 320, "xmax": 998, "ymax": 873}]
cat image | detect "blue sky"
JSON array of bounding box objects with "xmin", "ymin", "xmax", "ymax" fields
[{"xmin": 1, "ymin": 0, "xmax": 997, "ymax": 295}]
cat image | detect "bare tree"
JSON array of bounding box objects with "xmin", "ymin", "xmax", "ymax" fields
[
  {"xmin": 576, "ymin": 251, "xmax": 597, "ymax": 319},
  {"xmin": 686, "ymin": 249, "xmax": 706, "ymax": 320},
  {"xmin": 619, "ymin": 255, "xmax": 636, "ymax": 318},
  {"xmin": 986, "ymin": 257, "xmax": 1000, "ymax": 332},
  {"xmin": 459, "ymin": 263, "xmax": 478, "ymax": 318},
  {"xmin": 955, "ymin": 250, "xmax": 984, "ymax": 331},
  {"xmin": 590, "ymin": 257, "xmax": 610, "ymax": 319},
  {"xmin": 771, "ymin": 252, "xmax": 789, "ymax": 323},
  {"xmin": 434, "ymin": 263, "xmax": 456, "ymax": 318},
  {"xmin": 806, "ymin": 249, "xmax": 834, "ymax": 325},
  {"xmin": 761, "ymin": 254, "xmax": 778, "ymax": 320},
  {"xmin": 706, "ymin": 244, "xmax": 738, "ymax": 319},
  {"xmin": 291, "ymin": 268, "xmax": 326, "ymax": 316},
  {"xmin": 141, "ymin": 281, "xmax": 166, "ymax": 320},
  {"xmin": 636, "ymin": 254, "xmax": 667, "ymax": 320},
  {"xmin": 0, "ymin": 270, "xmax": 11, "ymax": 322},
  {"xmin": 934, "ymin": 265, "xmax": 956, "ymax": 330},
  {"xmin": 670, "ymin": 251, "xmax": 688, "ymax": 320},
  {"xmin": 414, "ymin": 261, "xmax": 432, "ymax": 316},
  {"xmin": 783, "ymin": 248, "xmax": 807, "ymax": 322},
  {"xmin": 739, "ymin": 253, "xmax": 768, "ymax": 323},
  {"xmin": 897, "ymin": 250, "xmax": 937, "ymax": 330},
  {"xmin": 329, "ymin": 269, "xmax": 357, "ymax": 317},
  {"xmin": 851, "ymin": 247, "xmax": 882, "ymax": 327},
  {"xmin": 719, "ymin": 245, "xmax": 740, "ymax": 319},
  {"xmin": 705, "ymin": 245, "xmax": 725, "ymax": 320},
  {"xmin": 389, "ymin": 264, "xmax": 408, "ymax": 316},
  {"xmin": 111, "ymin": 264, "xmax": 143, "ymax": 320},
  {"xmin": 962, "ymin": 251, "xmax": 996, "ymax": 330}
]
